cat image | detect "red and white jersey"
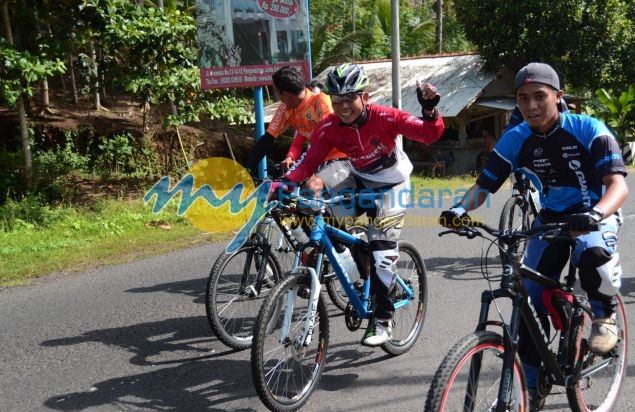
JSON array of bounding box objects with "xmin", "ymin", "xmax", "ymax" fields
[{"xmin": 285, "ymin": 104, "xmax": 444, "ymax": 184}]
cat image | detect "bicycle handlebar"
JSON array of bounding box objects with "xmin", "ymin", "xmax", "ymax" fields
[
  {"xmin": 440, "ymin": 219, "xmax": 579, "ymax": 290},
  {"xmin": 438, "ymin": 219, "xmax": 570, "ymax": 243},
  {"xmin": 278, "ymin": 189, "xmax": 383, "ymax": 213}
]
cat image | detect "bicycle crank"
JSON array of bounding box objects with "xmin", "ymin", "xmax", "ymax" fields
[{"xmin": 344, "ymin": 302, "xmax": 363, "ymax": 331}]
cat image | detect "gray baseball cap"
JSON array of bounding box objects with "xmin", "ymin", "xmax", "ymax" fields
[{"xmin": 515, "ymin": 62, "xmax": 560, "ymax": 91}]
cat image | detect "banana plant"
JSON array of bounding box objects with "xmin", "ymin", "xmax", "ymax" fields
[{"xmin": 587, "ymin": 86, "xmax": 635, "ymax": 148}]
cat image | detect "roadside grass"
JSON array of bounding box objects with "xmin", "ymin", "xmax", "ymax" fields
[
  {"xmin": 0, "ymin": 174, "xmax": 477, "ymax": 288},
  {"xmin": 411, "ymin": 172, "xmax": 480, "ymax": 197},
  {"xmin": 0, "ymin": 199, "xmax": 229, "ymax": 287}
]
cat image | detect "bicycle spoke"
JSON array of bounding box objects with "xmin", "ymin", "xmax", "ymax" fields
[
  {"xmin": 252, "ymin": 274, "xmax": 329, "ymax": 410},
  {"xmin": 206, "ymin": 244, "xmax": 281, "ymax": 349}
]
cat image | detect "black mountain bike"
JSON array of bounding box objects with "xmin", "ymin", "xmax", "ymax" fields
[
  {"xmin": 498, "ymin": 171, "xmax": 541, "ymax": 264},
  {"xmin": 425, "ymin": 220, "xmax": 627, "ymax": 411}
]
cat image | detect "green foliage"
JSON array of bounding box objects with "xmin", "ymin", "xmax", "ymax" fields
[
  {"xmin": 0, "ymin": 39, "xmax": 66, "ymax": 106},
  {"xmin": 34, "ymin": 132, "xmax": 90, "ymax": 176},
  {"xmin": 308, "ymin": 0, "xmax": 441, "ymax": 73},
  {"xmin": 30, "ymin": 132, "xmax": 89, "ymax": 202},
  {"xmin": 584, "ymin": 85, "xmax": 635, "ymax": 147},
  {"xmin": 453, "ymin": 0, "xmax": 635, "ymax": 91},
  {"xmin": 91, "ymin": 132, "xmax": 160, "ymax": 177},
  {"xmin": 97, "ymin": 0, "xmax": 252, "ymax": 128},
  {"xmin": 96, "ymin": 133, "xmax": 133, "ymax": 172},
  {"xmin": 0, "ymin": 150, "xmax": 27, "ymax": 205},
  {"xmin": 0, "ymin": 193, "xmax": 69, "ymax": 232},
  {"xmin": 202, "ymin": 95, "xmax": 255, "ymax": 125}
]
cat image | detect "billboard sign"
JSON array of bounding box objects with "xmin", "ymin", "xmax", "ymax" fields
[{"xmin": 196, "ymin": 0, "xmax": 311, "ymax": 89}]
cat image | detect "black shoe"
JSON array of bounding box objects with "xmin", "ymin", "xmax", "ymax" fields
[{"xmin": 527, "ymin": 387, "xmax": 545, "ymax": 412}]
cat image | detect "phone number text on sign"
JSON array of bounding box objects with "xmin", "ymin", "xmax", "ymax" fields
[{"xmin": 258, "ymin": 0, "xmax": 298, "ymax": 18}]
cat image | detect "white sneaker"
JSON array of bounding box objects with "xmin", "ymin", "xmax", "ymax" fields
[
  {"xmin": 361, "ymin": 319, "xmax": 393, "ymax": 347},
  {"xmin": 588, "ymin": 315, "xmax": 618, "ymax": 354}
]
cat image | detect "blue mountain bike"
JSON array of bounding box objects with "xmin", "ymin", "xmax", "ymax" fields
[{"xmin": 250, "ymin": 189, "xmax": 428, "ymax": 411}]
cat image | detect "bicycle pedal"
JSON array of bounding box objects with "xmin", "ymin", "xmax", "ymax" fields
[{"xmin": 344, "ymin": 302, "xmax": 363, "ymax": 331}]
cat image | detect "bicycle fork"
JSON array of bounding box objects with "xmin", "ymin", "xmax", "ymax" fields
[
  {"xmin": 279, "ymin": 266, "xmax": 321, "ymax": 348},
  {"xmin": 474, "ymin": 284, "xmax": 525, "ymax": 412}
]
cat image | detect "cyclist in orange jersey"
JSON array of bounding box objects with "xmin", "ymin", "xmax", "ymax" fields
[{"xmin": 246, "ymin": 66, "xmax": 347, "ymax": 189}]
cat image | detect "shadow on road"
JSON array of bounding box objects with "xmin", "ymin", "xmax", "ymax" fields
[
  {"xmin": 40, "ymin": 315, "xmax": 257, "ymax": 411},
  {"xmin": 125, "ymin": 277, "xmax": 207, "ymax": 304},
  {"xmin": 425, "ymin": 256, "xmax": 503, "ymax": 282}
]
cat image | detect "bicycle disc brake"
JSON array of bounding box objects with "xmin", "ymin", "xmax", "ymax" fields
[{"xmin": 345, "ymin": 302, "xmax": 363, "ymax": 331}]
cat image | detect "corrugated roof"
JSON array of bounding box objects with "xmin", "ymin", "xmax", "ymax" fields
[{"xmin": 264, "ymin": 53, "xmax": 497, "ymax": 121}]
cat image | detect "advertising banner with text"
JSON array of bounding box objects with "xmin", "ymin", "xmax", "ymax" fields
[{"xmin": 196, "ymin": 0, "xmax": 311, "ymax": 89}]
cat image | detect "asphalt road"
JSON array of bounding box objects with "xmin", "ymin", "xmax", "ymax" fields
[{"xmin": 1, "ymin": 175, "xmax": 634, "ymax": 412}]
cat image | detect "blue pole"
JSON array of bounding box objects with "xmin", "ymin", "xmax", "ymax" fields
[
  {"xmin": 304, "ymin": 0, "xmax": 313, "ymax": 77},
  {"xmin": 254, "ymin": 86, "xmax": 266, "ymax": 179}
]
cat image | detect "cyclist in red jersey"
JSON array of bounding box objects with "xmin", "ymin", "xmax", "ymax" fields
[{"xmin": 281, "ymin": 63, "xmax": 445, "ymax": 346}]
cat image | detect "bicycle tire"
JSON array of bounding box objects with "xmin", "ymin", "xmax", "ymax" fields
[
  {"xmin": 324, "ymin": 225, "xmax": 368, "ymax": 311},
  {"xmin": 425, "ymin": 330, "xmax": 527, "ymax": 411},
  {"xmin": 498, "ymin": 195, "xmax": 533, "ymax": 265},
  {"xmin": 205, "ymin": 241, "xmax": 282, "ymax": 350},
  {"xmin": 381, "ymin": 241, "xmax": 428, "ymax": 356},
  {"xmin": 566, "ymin": 293, "xmax": 628, "ymax": 412},
  {"xmin": 251, "ymin": 271, "xmax": 329, "ymax": 412}
]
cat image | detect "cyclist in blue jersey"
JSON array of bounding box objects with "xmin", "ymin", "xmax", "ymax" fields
[{"xmin": 440, "ymin": 62, "xmax": 628, "ymax": 411}]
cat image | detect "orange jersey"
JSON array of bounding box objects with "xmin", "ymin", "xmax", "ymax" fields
[{"xmin": 267, "ymin": 90, "xmax": 346, "ymax": 161}]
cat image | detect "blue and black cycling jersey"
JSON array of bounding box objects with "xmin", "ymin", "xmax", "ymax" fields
[{"xmin": 477, "ymin": 112, "xmax": 626, "ymax": 214}]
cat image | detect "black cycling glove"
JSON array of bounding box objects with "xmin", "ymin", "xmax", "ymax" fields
[
  {"xmin": 568, "ymin": 210, "xmax": 602, "ymax": 232},
  {"xmin": 416, "ymin": 87, "xmax": 440, "ymax": 111},
  {"xmin": 439, "ymin": 205, "xmax": 468, "ymax": 228}
]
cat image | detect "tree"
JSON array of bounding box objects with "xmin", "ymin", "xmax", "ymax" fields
[
  {"xmin": 1, "ymin": 0, "xmax": 66, "ymax": 189},
  {"xmin": 308, "ymin": 0, "xmax": 442, "ymax": 73},
  {"xmin": 453, "ymin": 0, "xmax": 635, "ymax": 91}
]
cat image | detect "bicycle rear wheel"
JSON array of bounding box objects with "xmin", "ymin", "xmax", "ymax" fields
[
  {"xmin": 566, "ymin": 294, "xmax": 628, "ymax": 412},
  {"xmin": 205, "ymin": 242, "xmax": 281, "ymax": 350},
  {"xmin": 381, "ymin": 241, "xmax": 428, "ymax": 356},
  {"xmin": 251, "ymin": 271, "xmax": 329, "ymax": 412},
  {"xmin": 425, "ymin": 331, "xmax": 527, "ymax": 411},
  {"xmin": 498, "ymin": 196, "xmax": 533, "ymax": 264}
]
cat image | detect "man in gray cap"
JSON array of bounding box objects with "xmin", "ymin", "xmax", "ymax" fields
[{"xmin": 439, "ymin": 62, "xmax": 628, "ymax": 410}]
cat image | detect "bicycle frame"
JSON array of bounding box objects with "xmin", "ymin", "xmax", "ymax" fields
[
  {"xmin": 474, "ymin": 230, "xmax": 609, "ymax": 411},
  {"xmin": 276, "ymin": 192, "xmax": 416, "ymax": 348},
  {"xmin": 240, "ymin": 207, "xmax": 302, "ymax": 297}
]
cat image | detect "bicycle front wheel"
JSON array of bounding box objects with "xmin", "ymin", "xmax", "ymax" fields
[
  {"xmin": 498, "ymin": 196, "xmax": 533, "ymax": 264},
  {"xmin": 251, "ymin": 271, "xmax": 329, "ymax": 412},
  {"xmin": 566, "ymin": 293, "xmax": 628, "ymax": 412},
  {"xmin": 382, "ymin": 241, "xmax": 428, "ymax": 356},
  {"xmin": 205, "ymin": 242, "xmax": 281, "ymax": 350},
  {"xmin": 425, "ymin": 331, "xmax": 527, "ymax": 412}
]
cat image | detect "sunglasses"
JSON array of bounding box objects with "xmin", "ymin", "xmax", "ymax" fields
[{"xmin": 331, "ymin": 93, "xmax": 361, "ymax": 105}]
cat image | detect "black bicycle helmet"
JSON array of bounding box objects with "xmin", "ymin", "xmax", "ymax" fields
[{"xmin": 324, "ymin": 63, "xmax": 369, "ymax": 95}]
